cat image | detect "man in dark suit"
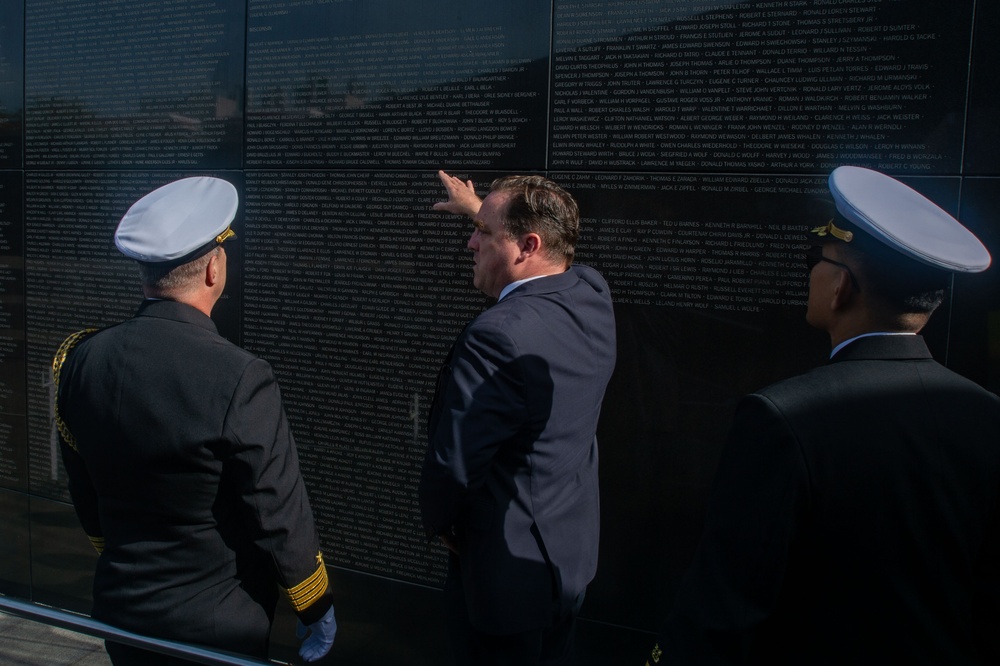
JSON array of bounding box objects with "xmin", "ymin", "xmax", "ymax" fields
[
  {"xmin": 420, "ymin": 171, "xmax": 617, "ymax": 665},
  {"xmin": 54, "ymin": 177, "xmax": 337, "ymax": 665},
  {"xmin": 647, "ymin": 166, "xmax": 1000, "ymax": 665}
]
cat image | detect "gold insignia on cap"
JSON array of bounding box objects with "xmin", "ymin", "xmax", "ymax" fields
[
  {"xmin": 650, "ymin": 643, "xmax": 663, "ymax": 664},
  {"xmin": 811, "ymin": 219, "xmax": 854, "ymax": 242},
  {"xmin": 215, "ymin": 226, "xmax": 236, "ymax": 244}
]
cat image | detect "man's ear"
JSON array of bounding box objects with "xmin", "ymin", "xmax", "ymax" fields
[
  {"xmin": 206, "ymin": 252, "xmax": 221, "ymax": 287},
  {"xmin": 830, "ymin": 267, "xmax": 855, "ymax": 311},
  {"xmin": 518, "ymin": 233, "xmax": 542, "ymax": 260}
]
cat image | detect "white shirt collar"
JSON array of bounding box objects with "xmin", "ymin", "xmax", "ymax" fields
[
  {"xmin": 498, "ymin": 275, "xmax": 550, "ymax": 301},
  {"xmin": 830, "ymin": 331, "xmax": 916, "ymax": 359}
]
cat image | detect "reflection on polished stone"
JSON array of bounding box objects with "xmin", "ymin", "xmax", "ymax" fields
[
  {"xmin": 965, "ymin": 2, "xmax": 1000, "ymax": 174},
  {"xmin": 24, "ymin": 0, "xmax": 245, "ymax": 169},
  {"xmin": 948, "ymin": 178, "xmax": 1000, "ymax": 392},
  {"xmin": 5, "ymin": 0, "xmax": 999, "ymax": 662},
  {"xmin": 29, "ymin": 496, "xmax": 95, "ymax": 615},
  {"xmin": 0, "ymin": 2, "xmax": 24, "ymax": 169},
  {"xmin": 245, "ymin": 1, "xmax": 549, "ymax": 169},
  {"xmin": 0, "ymin": 489, "xmax": 30, "ymax": 598},
  {"xmin": 0, "ymin": 172, "xmax": 26, "ymax": 494},
  {"xmin": 550, "ymin": 0, "xmax": 972, "ymax": 175}
]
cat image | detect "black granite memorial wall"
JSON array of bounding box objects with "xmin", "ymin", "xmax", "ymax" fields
[{"xmin": 1, "ymin": 1, "xmax": 998, "ymax": 664}]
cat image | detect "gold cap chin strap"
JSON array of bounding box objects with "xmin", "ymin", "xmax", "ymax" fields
[{"xmin": 811, "ymin": 219, "xmax": 854, "ymax": 242}]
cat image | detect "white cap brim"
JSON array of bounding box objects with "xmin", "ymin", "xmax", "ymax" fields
[
  {"xmin": 115, "ymin": 177, "xmax": 238, "ymax": 263},
  {"xmin": 829, "ymin": 166, "xmax": 990, "ymax": 273}
]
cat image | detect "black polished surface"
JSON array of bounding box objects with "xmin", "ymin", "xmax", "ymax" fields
[
  {"xmin": 243, "ymin": 170, "xmax": 484, "ymax": 587},
  {"xmin": 0, "ymin": 171, "xmax": 25, "ymax": 493},
  {"xmin": 246, "ymin": 0, "xmax": 549, "ymax": 169},
  {"xmin": 0, "ymin": 489, "xmax": 31, "ymax": 598},
  {"xmin": 24, "ymin": 0, "xmax": 245, "ymax": 169},
  {"xmin": 965, "ymin": 2, "xmax": 1000, "ymax": 175},
  {"xmin": 952, "ymin": 177, "xmax": 1000, "ymax": 393},
  {"xmin": 0, "ymin": 3, "xmax": 24, "ymax": 169},
  {"xmin": 551, "ymin": 0, "xmax": 973, "ymax": 174},
  {"xmin": 27, "ymin": 495, "xmax": 96, "ymax": 615},
  {"xmin": 5, "ymin": 0, "xmax": 1000, "ymax": 663}
]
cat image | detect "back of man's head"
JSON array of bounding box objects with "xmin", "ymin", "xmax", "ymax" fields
[
  {"xmin": 835, "ymin": 227, "xmax": 948, "ymax": 316},
  {"xmin": 136, "ymin": 249, "xmax": 219, "ymax": 295},
  {"xmin": 490, "ymin": 175, "xmax": 580, "ymax": 266},
  {"xmin": 115, "ymin": 177, "xmax": 238, "ymax": 299}
]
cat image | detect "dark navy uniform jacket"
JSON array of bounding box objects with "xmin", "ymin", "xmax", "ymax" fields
[
  {"xmin": 420, "ymin": 264, "xmax": 617, "ymax": 634},
  {"xmin": 55, "ymin": 299, "xmax": 332, "ymax": 658},
  {"xmin": 657, "ymin": 335, "xmax": 1000, "ymax": 665}
]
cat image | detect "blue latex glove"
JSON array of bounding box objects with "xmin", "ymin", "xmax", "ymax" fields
[{"xmin": 296, "ymin": 605, "xmax": 337, "ymax": 662}]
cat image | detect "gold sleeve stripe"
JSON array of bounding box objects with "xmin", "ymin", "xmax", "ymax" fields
[
  {"xmin": 51, "ymin": 329, "xmax": 98, "ymax": 452},
  {"xmin": 89, "ymin": 535, "xmax": 105, "ymax": 554},
  {"xmin": 285, "ymin": 552, "xmax": 329, "ymax": 612}
]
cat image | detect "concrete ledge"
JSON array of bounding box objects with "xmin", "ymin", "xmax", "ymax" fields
[{"xmin": 0, "ymin": 613, "xmax": 110, "ymax": 665}]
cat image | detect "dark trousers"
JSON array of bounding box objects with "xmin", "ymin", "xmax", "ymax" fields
[{"xmin": 445, "ymin": 566, "xmax": 584, "ymax": 666}]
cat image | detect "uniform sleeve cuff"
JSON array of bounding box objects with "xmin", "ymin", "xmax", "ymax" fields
[{"xmin": 284, "ymin": 552, "xmax": 332, "ymax": 623}]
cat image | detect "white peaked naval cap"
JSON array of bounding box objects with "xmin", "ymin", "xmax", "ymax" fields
[
  {"xmin": 827, "ymin": 166, "xmax": 990, "ymax": 273},
  {"xmin": 115, "ymin": 177, "xmax": 238, "ymax": 264}
]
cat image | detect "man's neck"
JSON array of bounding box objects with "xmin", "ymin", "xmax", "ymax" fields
[
  {"xmin": 499, "ymin": 263, "xmax": 568, "ymax": 300},
  {"xmin": 143, "ymin": 288, "xmax": 217, "ymax": 317}
]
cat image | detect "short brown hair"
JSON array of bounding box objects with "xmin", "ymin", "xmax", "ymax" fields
[
  {"xmin": 490, "ymin": 175, "xmax": 580, "ymax": 266},
  {"xmin": 136, "ymin": 247, "xmax": 217, "ymax": 292}
]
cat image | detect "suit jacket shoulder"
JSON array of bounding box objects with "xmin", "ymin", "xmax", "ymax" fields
[
  {"xmin": 755, "ymin": 334, "xmax": 999, "ymax": 421},
  {"xmin": 660, "ymin": 333, "xmax": 1000, "ymax": 664}
]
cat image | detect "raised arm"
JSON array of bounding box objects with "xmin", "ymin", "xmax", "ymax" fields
[{"xmin": 432, "ymin": 170, "xmax": 482, "ymax": 218}]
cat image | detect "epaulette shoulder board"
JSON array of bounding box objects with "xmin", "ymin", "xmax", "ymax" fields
[{"xmin": 52, "ymin": 328, "xmax": 99, "ymax": 452}]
